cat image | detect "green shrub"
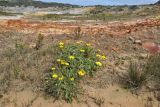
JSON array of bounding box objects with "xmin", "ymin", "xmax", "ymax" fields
[
  {"xmin": 74, "ymin": 27, "xmax": 81, "ymax": 40},
  {"xmin": 45, "ymin": 41, "xmax": 106, "ymax": 102},
  {"xmin": 145, "ymin": 54, "xmax": 160, "ymax": 83},
  {"xmin": 35, "ymin": 34, "xmax": 44, "ymax": 50},
  {"xmin": 15, "ymin": 42, "xmax": 26, "ymax": 53},
  {"xmin": 124, "ymin": 62, "xmax": 146, "ymax": 89}
]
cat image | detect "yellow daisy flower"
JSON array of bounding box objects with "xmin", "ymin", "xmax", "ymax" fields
[
  {"xmin": 51, "ymin": 67, "xmax": 56, "ymax": 71},
  {"xmin": 96, "ymin": 62, "xmax": 102, "ymax": 66},
  {"xmin": 57, "ymin": 59, "xmax": 61, "ymax": 62},
  {"xmin": 59, "ymin": 45, "xmax": 64, "ymax": 48},
  {"xmin": 96, "ymin": 54, "xmax": 106, "ymax": 59},
  {"xmin": 65, "ymin": 62, "xmax": 70, "ymax": 66},
  {"xmin": 58, "ymin": 75, "xmax": 64, "ymax": 81},
  {"xmin": 70, "ymin": 77, "xmax": 74, "ymax": 81},
  {"xmin": 80, "ymin": 49, "xmax": 85, "ymax": 53},
  {"xmin": 69, "ymin": 56, "xmax": 75, "ymax": 60},
  {"xmin": 60, "ymin": 60, "xmax": 66, "ymax": 65},
  {"xmin": 76, "ymin": 41, "xmax": 83, "ymax": 44},
  {"xmin": 52, "ymin": 73, "xmax": 58, "ymax": 78},
  {"xmin": 101, "ymin": 55, "xmax": 106, "ymax": 59},
  {"xmin": 96, "ymin": 54, "xmax": 101, "ymax": 58},
  {"xmin": 59, "ymin": 42, "xmax": 64, "ymax": 46},
  {"xmin": 86, "ymin": 43, "xmax": 91, "ymax": 46},
  {"xmin": 78, "ymin": 69, "xmax": 86, "ymax": 76}
]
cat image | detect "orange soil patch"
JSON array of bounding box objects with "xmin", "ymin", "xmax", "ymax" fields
[{"xmin": 0, "ymin": 18, "xmax": 160, "ymax": 36}]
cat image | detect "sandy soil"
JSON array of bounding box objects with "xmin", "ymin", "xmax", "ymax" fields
[
  {"xmin": 0, "ymin": 15, "xmax": 23, "ymax": 20},
  {"xmin": 1, "ymin": 85, "xmax": 158, "ymax": 107}
]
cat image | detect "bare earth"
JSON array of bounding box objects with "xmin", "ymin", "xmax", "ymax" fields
[{"xmin": 1, "ymin": 18, "xmax": 160, "ymax": 36}]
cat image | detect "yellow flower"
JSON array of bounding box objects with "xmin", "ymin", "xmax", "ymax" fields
[
  {"xmin": 96, "ymin": 62, "xmax": 102, "ymax": 66},
  {"xmin": 69, "ymin": 56, "xmax": 75, "ymax": 60},
  {"xmin": 80, "ymin": 49, "xmax": 85, "ymax": 53},
  {"xmin": 52, "ymin": 73, "xmax": 58, "ymax": 78},
  {"xmin": 101, "ymin": 55, "xmax": 106, "ymax": 59},
  {"xmin": 76, "ymin": 41, "xmax": 83, "ymax": 44},
  {"xmin": 96, "ymin": 54, "xmax": 106, "ymax": 59},
  {"xmin": 70, "ymin": 77, "xmax": 74, "ymax": 81},
  {"xmin": 59, "ymin": 42, "xmax": 64, "ymax": 46},
  {"xmin": 51, "ymin": 67, "xmax": 56, "ymax": 71},
  {"xmin": 96, "ymin": 54, "xmax": 100, "ymax": 57},
  {"xmin": 78, "ymin": 69, "xmax": 86, "ymax": 76},
  {"xmin": 58, "ymin": 75, "xmax": 64, "ymax": 81},
  {"xmin": 86, "ymin": 43, "xmax": 91, "ymax": 46},
  {"xmin": 59, "ymin": 45, "xmax": 64, "ymax": 48},
  {"xmin": 65, "ymin": 62, "xmax": 70, "ymax": 66},
  {"xmin": 60, "ymin": 60, "xmax": 66, "ymax": 65},
  {"xmin": 58, "ymin": 59, "xmax": 69, "ymax": 66},
  {"xmin": 57, "ymin": 59, "xmax": 61, "ymax": 62}
]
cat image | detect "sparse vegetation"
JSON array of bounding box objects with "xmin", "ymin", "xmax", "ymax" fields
[
  {"xmin": 33, "ymin": 4, "xmax": 160, "ymax": 21},
  {"xmin": 35, "ymin": 34, "xmax": 44, "ymax": 50},
  {"xmin": 74, "ymin": 27, "xmax": 82, "ymax": 40},
  {"xmin": 123, "ymin": 54, "xmax": 160, "ymax": 90},
  {"xmin": 145, "ymin": 54, "xmax": 160, "ymax": 83},
  {"xmin": 123, "ymin": 61, "xmax": 146, "ymax": 89},
  {"xmin": 0, "ymin": 1, "xmax": 160, "ymax": 106}
]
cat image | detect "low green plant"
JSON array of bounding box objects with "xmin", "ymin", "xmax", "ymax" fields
[
  {"xmin": 45, "ymin": 41, "xmax": 106, "ymax": 102},
  {"xmin": 15, "ymin": 42, "xmax": 26, "ymax": 53},
  {"xmin": 13, "ymin": 66, "xmax": 20, "ymax": 79},
  {"xmin": 35, "ymin": 34, "xmax": 44, "ymax": 50},
  {"xmin": 15, "ymin": 42, "xmax": 24, "ymax": 49},
  {"xmin": 74, "ymin": 27, "xmax": 81, "ymax": 40},
  {"xmin": 145, "ymin": 54, "xmax": 160, "ymax": 83},
  {"xmin": 124, "ymin": 62, "xmax": 146, "ymax": 89}
]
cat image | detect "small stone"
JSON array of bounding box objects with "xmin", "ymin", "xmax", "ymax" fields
[
  {"xmin": 29, "ymin": 43, "xmax": 36, "ymax": 48},
  {"xmin": 128, "ymin": 36, "xmax": 135, "ymax": 42},
  {"xmin": 139, "ymin": 53, "xmax": 148, "ymax": 59},
  {"xmin": 119, "ymin": 66, "xmax": 127, "ymax": 71},
  {"xmin": 134, "ymin": 40, "xmax": 142, "ymax": 45}
]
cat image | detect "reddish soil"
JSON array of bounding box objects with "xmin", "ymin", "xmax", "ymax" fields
[{"xmin": 0, "ymin": 18, "xmax": 160, "ymax": 36}]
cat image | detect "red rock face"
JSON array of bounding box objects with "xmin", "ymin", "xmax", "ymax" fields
[{"xmin": 142, "ymin": 42, "xmax": 160, "ymax": 54}]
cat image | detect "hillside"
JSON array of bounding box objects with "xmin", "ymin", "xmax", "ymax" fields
[
  {"xmin": 156, "ymin": 0, "xmax": 160, "ymax": 4},
  {"xmin": 0, "ymin": 0, "xmax": 78, "ymax": 8}
]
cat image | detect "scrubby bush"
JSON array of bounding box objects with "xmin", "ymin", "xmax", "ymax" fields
[
  {"xmin": 124, "ymin": 62, "xmax": 146, "ymax": 89},
  {"xmin": 35, "ymin": 34, "xmax": 44, "ymax": 50},
  {"xmin": 15, "ymin": 42, "xmax": 26, "ymax": 54},
  {"xmin": 145, "ymin": 54, "xmax": 160, "ymax": 83},
  {"xmin": 123, "ymin": 54, "xmax": 160, "ymax": 90},
  {"xmin": 45, "ymin": 41, "xmax": 106, "ymax": 102},
  {"xmin": 74, "ymin": 27, "xmax": 81, "ymax": 40}
]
